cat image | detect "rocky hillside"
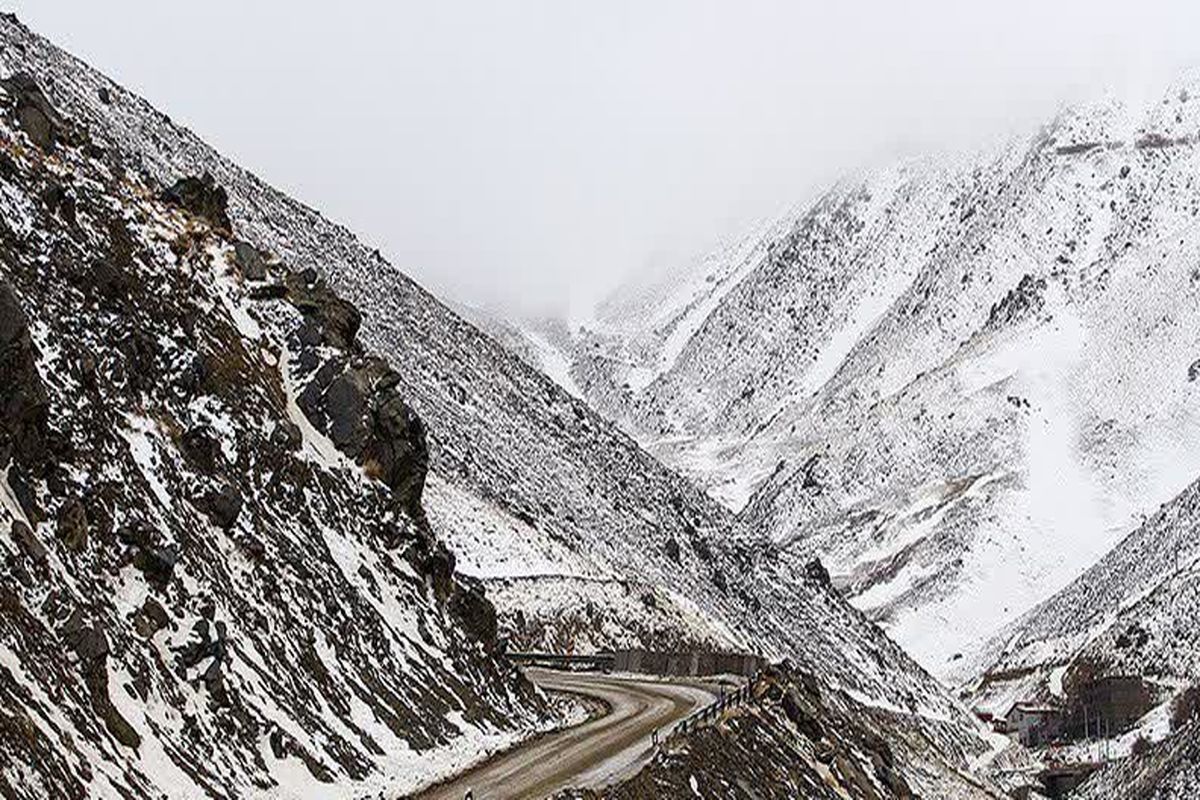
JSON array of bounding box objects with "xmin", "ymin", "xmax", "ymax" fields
[
  {"xmin": 561, "ymin": 664, "xmax": 1020, "ymax": 799},
  {"xmin": 516, "ymin": 74, "xmax": 1200, "ymax": 678},
  {"xmin": 0, "ymin": 62, "xmax": 553, "ymax": 798},
  {"xmin": 1073, "ymin": 719, "xmax": 1200, "ymax": 799},
  {"xmin": 970, "ymin": 473, "xmax": 1200, "ymax": 750},
  {"xmin": 0, "ymin": 12, "xmax": 1012, "ymax": 797}
]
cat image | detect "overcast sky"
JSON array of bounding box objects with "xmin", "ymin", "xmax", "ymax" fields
[{"xmin": 7, "ymin": 1, "xmax": 1200, "ymax": 317}]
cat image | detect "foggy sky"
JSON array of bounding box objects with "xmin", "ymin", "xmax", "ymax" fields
[{"xmin": 7, "ymin": 1, "xmax": 1200, "ymax": 317}]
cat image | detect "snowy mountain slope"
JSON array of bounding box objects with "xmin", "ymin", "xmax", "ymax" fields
[
  {"xmin": 527, "ymin": 75, "xmax": 1200, "ymax": 677},
  {"xmin": 0, "ymin": 13, "xmax": 1000, "ymax": 794},
  {"xmin": 970, "ymin": 474, "xmax": 1200, "ymax": 730},
  {"xmin": 0, "ymin": 68, "xmax": 551, "ymax": 798},
  {"xmin": 1073, "ymin": 720, "xmax": 1200, "ymax": 800}
]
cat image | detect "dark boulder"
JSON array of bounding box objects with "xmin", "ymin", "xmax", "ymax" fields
[
  {"xmin": 199, "ymin": 482, "xmax": 242, "ymax": 530},
  {"xmin": 116, "ymin": 521, "xmax": 155, "ymax": 550},
  {"xmin": 60, "ymin": 609, "xmax": 109, "ymax": 664},
  {"xmin": 133, "ymin": 543, "xmax": 178, "ymax": 585},
  {"xmin": 231, "ymin": 241, "xmax": 268, "ymax": 281},
  {"xmin": 5, "ymin": 468, "xmax": 40, "ymax": 523},
  {"xmin": 1, "ymin": 73, "xmax": 67, "ymax": 152},
  {"xmin": 160, "ymin": 173, "xmax": 232, "ymax": 233},
  {"xmin": 10, "ymin": 520, "xmax": 46, "ymax": 565},
  {"xmin": 296, "ymin": 356, "xmax": 428, "ymax": 516},
  {"xmin": 176, "ymin": 617, "xmax": 229, "ymax": 697},
  {"xmin": 133, "ymin": 597, "xmax": 171, "ymax": 639},
  {"xmin": 0, "ymin": 281, "xmax": 50, "ymax": 473},
  {"xmin": 55, "ymin": 498, "xmax": 88, "ymax": 552},
  {"xmin": 284, "ymin": 270, "xmax": 362, "ymax": 350},
  {"xmin": 180, "ymin": 425, "xmax": 223, "ymax": 473},
  {"xmin": 60, "ymin": 609, "xmax": 142, "ymax": 749}
]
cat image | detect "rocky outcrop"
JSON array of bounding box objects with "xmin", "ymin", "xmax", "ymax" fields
[
  {"xmin": 0, "ymin": 281, "xmax": 49, "ymax": 476},
  {"xmin": 284, "ymin": 268, "xmax": 363, "ymax": 350},
  {"xmin": 0, "ymin": 73, "xmax": 68, "ymax": 152},
  {"xmin": 160, "ymin": 172, "xmax": 232, "ymax": 233},
  {"xmin": 295, "ymin": 354, "xmax": 427, "ymax": 518},
  {"xmin": 0, "ymin": 22, "xmax": 548, "ymax": 799}
]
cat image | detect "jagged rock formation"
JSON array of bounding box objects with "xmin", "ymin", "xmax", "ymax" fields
[{"xmin": 0, "ymin": 62, "xmax": 548, "ymax": 798}]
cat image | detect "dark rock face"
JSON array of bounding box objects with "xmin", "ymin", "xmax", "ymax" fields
[
  {"xmin": 0, "ymin": 281, "xmax": 50, "ymax": 474},
  {"xmin": 10, "ymin": 520, "xmax": 46, "ymax": 564},
  {"xmin": 0, "ymin": 73, "xmax": 66, "ymax": 152},
  {"xmin": 448, "ymin": 577, "xmax": 500, "ymax": 650},
  {"xmin": 297, "ymin": 355, "xmax": 428, "ymax": 517},
  {"xmin": 231, "ymin": 240, "xmax": 268, "ymax": 281},
  {"xmin": 198, "ymin": 482, "xmax": 243, "ymax": 530},
  {"xmin": 803, "ymin": 558, "xmax": 832, "ymax": 587},
  {"xmin": 986, "ymin": 273, "xmax": 1047, "ymax": 330},
  {"xmin": 160, "ymin": 172, "xmax": 232, "ymax": 233},
  {"xmin": 54, "ymin": 499, "xmax": 88, "ymax": 552},
  {"xmin": 284, "ymin": 269, "xmax": 362, "ymax": 350}
]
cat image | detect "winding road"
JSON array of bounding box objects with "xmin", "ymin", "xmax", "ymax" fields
[{"xmin": 415, "ymin": 669, "xmax": 717, "ymax": 800}]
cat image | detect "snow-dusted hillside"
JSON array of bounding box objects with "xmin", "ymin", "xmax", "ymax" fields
[
  {"xmin": 1073, "ymin": 719, "xmax": 1200, "ymax": 800},
  {"xmin": 0, "ymin": 62, "xmax": 551, "ymax": 798},
  {"xmin": 1, "ymin": 13, "xmax": 1001, "ymax": 797},
  {"xmin": 970, "ymin": 474, "xmax": 1200, "ymax": 744},
  {"xmin": 521, "ymin": 75, "xmax": 1200, "ymax": 678}
]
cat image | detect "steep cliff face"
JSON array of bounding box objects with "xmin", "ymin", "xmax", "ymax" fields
[
  {"xmin": 0, "ymin": 14, "xmax": 1000, "ymax": 796},
  {"xmin": 516, "ymin": 74, "xmax": 1200, "ymax": 677},
  {"xmin": 0, "ymin": 61, "xmax": 549, "ymax": 798}
]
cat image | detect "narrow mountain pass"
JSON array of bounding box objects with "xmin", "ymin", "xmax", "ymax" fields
[{"xmin": 416, "ymin": 668, "xmax": 718, "ymax": 800}]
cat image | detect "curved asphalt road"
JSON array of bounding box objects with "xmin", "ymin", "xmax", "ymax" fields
[{"xmin": 416, "ymin": 669, "xmax": 717, "ymax": 800}]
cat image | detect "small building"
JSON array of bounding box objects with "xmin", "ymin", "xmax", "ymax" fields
[{"xmin": 1003, "ymin": 702, "xmax": 1062, "ymax": 747}]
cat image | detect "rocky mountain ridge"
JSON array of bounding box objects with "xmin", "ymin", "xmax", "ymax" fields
[
  {"xmin": 0, "ymin": 13, "xmax": 1003, "ymax": 798},
  {"xmin": 0, "ymin": 59, "xmax": 549, "ymax": 798}
]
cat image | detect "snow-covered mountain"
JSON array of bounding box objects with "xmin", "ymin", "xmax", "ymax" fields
[
  {"xmin": 514, "ymin": 74, "xmax": 1200, "ymax": 679},
  {"xmin": 0, "ymin": 13, "xmax": 1003, "ymax": 797}
]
